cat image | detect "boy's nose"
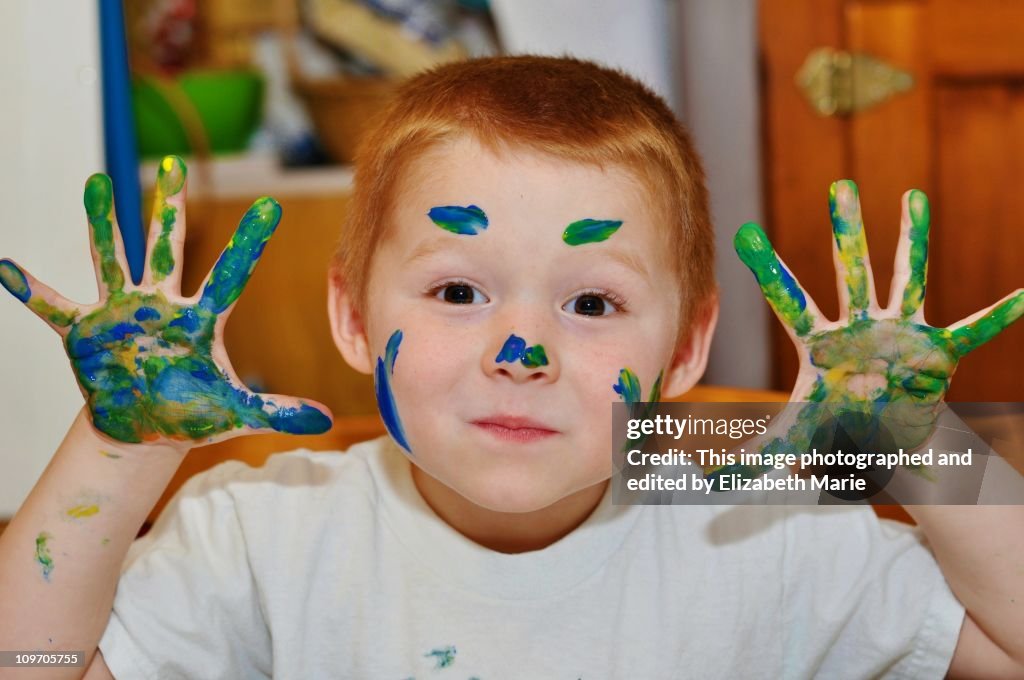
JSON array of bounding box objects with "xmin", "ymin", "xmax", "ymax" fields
[{"xmin": 485, "ymin": 332, "xmax": 557, "ymax": 384}]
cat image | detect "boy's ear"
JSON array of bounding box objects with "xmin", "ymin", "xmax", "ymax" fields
[
  {"xmin": 327, "ymin": 267, "xmax": 374, "ymax": 375},
  {"xmin": 660, "ymin": 296, "xmax": 719, "ymax": 398}
]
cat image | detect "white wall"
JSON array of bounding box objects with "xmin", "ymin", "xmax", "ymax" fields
[
  {"xmin": 0, "ymin": 4, "xmax": 103, "ymax": 515},
  {"xmin": 678, "ymin": 0, "xmax": 770, "ymax": 388}
]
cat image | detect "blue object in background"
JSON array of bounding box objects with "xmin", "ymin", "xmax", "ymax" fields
[{"xmin": 98, "ymin": 0, "xmax": 145, "ymax": 284}]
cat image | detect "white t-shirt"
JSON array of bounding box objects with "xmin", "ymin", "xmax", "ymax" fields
[{"xmin": 99, "ymin": 436, "xmax": 964, "ymax": 679}]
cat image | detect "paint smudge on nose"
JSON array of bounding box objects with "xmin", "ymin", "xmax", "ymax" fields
[
  {"xmin": 424, "ymin": 645, "xmax": 457, "ymax": 669},
  {"xmin": 562, "ymin": 218, "xmax": 623, "ymax": 246},
  {"xmin": 375, "ymin": 330, "xmax": 411, "ymax": 452},
  {"xmin": 0, "ymin": 259, "xmax": 31, "ymax": 302},
  {"xmin": 495, "ymin": 334, "xmax": 526, "ymax": 363},
  {"xmin": 35, "ymin": 532, "xmax": 54, "ymax": 581},
  {"xmin": 427, "ymin": 205, "xmax": 488, "ymax": 235},
  {"xmin": 495, "ymin": 334, "xmax": 549, "ymax": 368}
]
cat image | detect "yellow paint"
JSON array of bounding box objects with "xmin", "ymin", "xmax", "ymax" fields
[{"xmin": 66, "ymin": 504, "xmax": 100, "ymax": 519}]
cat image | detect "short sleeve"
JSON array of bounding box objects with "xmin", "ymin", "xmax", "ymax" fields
[
  {"xmin": 98, "ymin": 461, "xmax": 272, "ymax": 680},
  {"xmin": 780, "ymin": 507, "xmax": 965, "ymax": 679}
]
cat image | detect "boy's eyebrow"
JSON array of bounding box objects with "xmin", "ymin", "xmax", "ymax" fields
[
  {"xmin": 405, "ymin": 236, "xmax": 652, "ymax": 281},
  {"xmin": 594, "ymin": 247, "xmax": 652, "ymax": 281}
]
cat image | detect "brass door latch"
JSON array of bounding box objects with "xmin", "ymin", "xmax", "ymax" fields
[{"xmin": 796, "ymin": 47, "xmax": 914, "ymax": 116}]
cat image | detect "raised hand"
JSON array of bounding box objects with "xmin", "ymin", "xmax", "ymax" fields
[
  {"xmin": 719, "ymin": 180, "xmax": 1023, "ymax": 478},
  {"xmin": 0, "ymin": 156, "xmax": 333, "ymax": 446}
]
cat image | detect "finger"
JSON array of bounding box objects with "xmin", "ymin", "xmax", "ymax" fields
[
  {"xmin": 198, "ymin": 197, "xmax": 281, "ymax": 314},
  {"xmin": 84, "ymin": 173, "xmax": 129, "ymax": 296},
  {"xmin": 144, "ymin": 156, "xmax": 188, "ymax": 291},
  {"xmin": 0, "ymin": 258, "xmax": 79, "ymax": 331},
  {"xmin": 948, "ymin": 288, "xmax": 1024, "ymax": 357},
  {"xmin": 259, "ymin": 394, "xmax": 334, "ymax": 435},
  {"xmin": 829, "ymin": 180, "xmax": 877, "ymax": 319},
  {"xmin": 734, "ymin": 222, "xmax": 821, "ymax": 338},
  {"xmin": 889, "ymin": 190, "xmax": 930, "ymax": 319}
]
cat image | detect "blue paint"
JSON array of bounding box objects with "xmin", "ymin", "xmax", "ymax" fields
[
  {"xmin": 777, "ymin": 264, "xmax": 807, "ymax": 312},
  {"xmin": 427, "ymin": 204, "xmax": 488, "ymax": 235},
  {"xmin": 613, "ymin": 368, "xmax": 641, "ymax": 404},
  {"xmin": 494, "ymin": 333, "xmax": 548, "ymax": 368},
  {"xmin": 0, "ymin": 259, "xmax": 31, "ymax": 302},
  {"xmin": 199, "ymin": 197, "xmax": 281, "ymax": 314},
  {"xmin": 495, "ymin": 334, "xmax": 526, "ymax": 363},
  {"xmin": 424, "ymin": 645, "xmax": 457, "ymax": 669},
  {"xmin": 134, "ymin": 306, "xmax": 161, "ymax": 322},
  {"xmin": 375, "ymin": 330, "xmax": 411, "ymax": 452},
  {"xmin": 169, "ymin": 307, "xmax": 202, "ymax": 333}
]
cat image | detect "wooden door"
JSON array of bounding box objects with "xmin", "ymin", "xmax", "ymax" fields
[{"xmin": 761, "ymin": 0, "xmax": 1024, "ymax": 401}]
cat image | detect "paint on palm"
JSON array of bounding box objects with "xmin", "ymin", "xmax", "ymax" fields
[
  {"xmin": 0, "ymin": 160, "xmax": 332, "ymax": 443},
  {"xmin": 562, "ymin": 218, "xmax": 623, "ymax": 246},
  {"xmin": 495, "ymin": 334, "xmax": 548, "ymax": 368},
  {"xmin": 710, "ymin": 181, "xmax": 1024, "ymax": 485},
  {"xmin": 428, "ymin": 205, "xmax": 488, "ymax": 235},
  {"xmin": 376, "ymin": 330, "xmax": 411, "ymax": 452}
]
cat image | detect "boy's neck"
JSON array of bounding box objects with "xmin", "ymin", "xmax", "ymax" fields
[{"xmin": 410, "ymin": 466, "xmax": 609, "ymax": 554}]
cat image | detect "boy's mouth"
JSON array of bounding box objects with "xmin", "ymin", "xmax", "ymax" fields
[{"xmin": 471, "ymin": 416, "xmax": 559, "ymax": 443}]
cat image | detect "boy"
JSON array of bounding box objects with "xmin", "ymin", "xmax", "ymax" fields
[{"xmin": 1, "ymin": 55, "xmax": 1022, "ymax": 679}]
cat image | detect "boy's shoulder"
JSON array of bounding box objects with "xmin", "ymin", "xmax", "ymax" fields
[{"xmin": 157, "ymin": 436, "xmax": 397, "ymax": 529}]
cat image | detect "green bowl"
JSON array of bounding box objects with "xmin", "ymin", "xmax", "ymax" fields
[{"xmin": 133, "ymin": 70, "xmax": 264, "ymax": 158}]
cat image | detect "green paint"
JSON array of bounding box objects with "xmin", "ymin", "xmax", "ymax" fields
[
  {"xmin": 950, "ymin": 290, "xmax": 1024, "ymax": 356},
  {"xmin": 101, "ymin": 537, "xmax": 110, "ymax": 546},
  {"xmin": 562, "ymin": 218, "xmax": 623, "ymax": 246},
  {"xmin": 199, "ymin": 197, "xmax": 281, "ymax": 314},
  {"xmin": 614, "ymin": 368, "xmax": 641, "ymax": 404},
  {"xmin": 0, "ymin": 259, "xmax": 30, "ymax": 302},
  {"xmin": 35, "ymin": 532, "xmax": 54, "ymax": 581},
  {"xmin": 734, "ymin": 222, "xmax": 815, "ymax": 336},
  {"xmin": 83, "ymin": 174, "xmax": 125, "ymax": 292},
  {"xmin": 424, "ymin": 646, "xmax": 456, "ymax": 669},
  {"xmin": 521, "ymin": 344, "xmax": 548, "ymax": 368},
  {"xmin": 150, "ymin": 156, "xmax": 187, "ymax": 281},
  {"xmin": 99, "ymin": 450, "xmax": 122, "ymax": 459},
  {"xmin": 28, "ymin": 298, "xmax": 77, "ymax": 328},
  {"xmin": 900, "ymin": 190, "xmax": 929, "ymax": 317},
  {"xmin": 65, "ymin": 277, "xmax": 329, "ymax": 443},
  {"xmin": 829, "ymin": 180, "xmax": 871, "ymax": 314}
]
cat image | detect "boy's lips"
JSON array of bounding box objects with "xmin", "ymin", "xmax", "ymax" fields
[{"xmin": 470, "ymin": 415, "xmax": 559, "ymax": 443}]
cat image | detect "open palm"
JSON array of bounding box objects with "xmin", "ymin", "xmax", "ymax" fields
[
  {"xmin": 0, "ymin": 156, "xmax": 332, "ymax": 446},
  {"xmin": 718, "ymin": 180, "xmax": 1023, "ymax": 478}
]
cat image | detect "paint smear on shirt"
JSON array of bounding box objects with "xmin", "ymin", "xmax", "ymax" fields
[{"xmin": 424, "ymin": 645, "xmax": 457, "ymax": 669}]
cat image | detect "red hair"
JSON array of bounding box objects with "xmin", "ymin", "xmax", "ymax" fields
[{"xmin": 335, "ymin": 55, "xmax": 716, "ymax": 335}]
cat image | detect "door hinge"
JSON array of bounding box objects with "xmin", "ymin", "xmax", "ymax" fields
[{"xmin": 796, "ymin": 47, "xmax": 914, "ymax": 117}]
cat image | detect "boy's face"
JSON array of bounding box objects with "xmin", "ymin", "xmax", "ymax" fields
[{"xmin": 333, "ymin": 135, "xmax": 712, "ymax": 515}]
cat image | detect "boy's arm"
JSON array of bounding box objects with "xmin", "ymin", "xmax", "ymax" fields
[
  {"xmin": 909, "ymin": 506, "xmax": 1024, "ymax": 676},
  {"xmin": 734, "ymin": 181, "xmax": 1024, "ymax": 676},
  {"xmin": 0, "ymin": 157, "xmax": 332, "ymax": 679},
  {"xmin": 0, "ymin": 410, "xmax": 187, "ymax": 679}
]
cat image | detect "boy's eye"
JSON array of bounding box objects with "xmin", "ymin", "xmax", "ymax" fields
[
  {"xmin": 563, "ymin": 292, "xmax": 621, "ymax": 317},
  {"xmin": 435, "ymin": 283, "xmax": 488, "ymax": 304}
]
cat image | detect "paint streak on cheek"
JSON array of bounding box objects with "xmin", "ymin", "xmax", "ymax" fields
[
  {"xmin": 375, "ymin": 330, "xmax": 411, "ymax": 452},
  {"xmin": 427, "ymin": 205, "xmax": 488, "ymax": 235}
]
